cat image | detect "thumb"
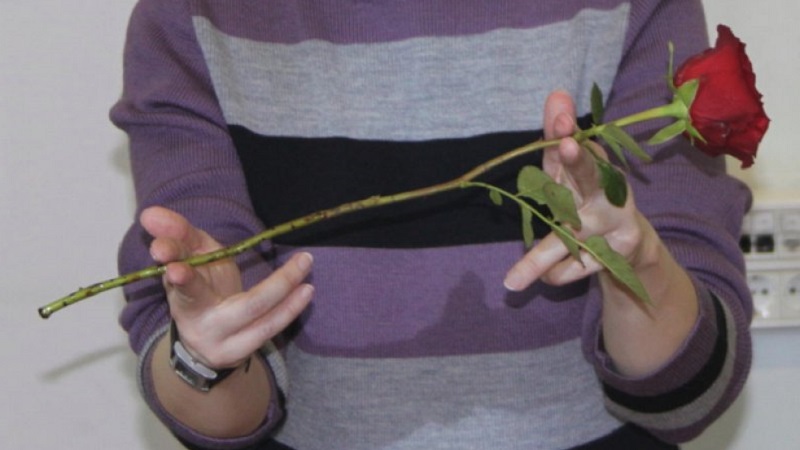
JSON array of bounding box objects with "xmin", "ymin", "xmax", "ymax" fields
[
  {"xmin": 141, "ymin": 206, "xmax": 223, "ymax": 260},
  {"xmin": 163, "ymin": 261, "xmax": 221, "ymax": 318},
  {"xmin": 543, "ymin": 90, "xmax": 577, "ymax": 140}
]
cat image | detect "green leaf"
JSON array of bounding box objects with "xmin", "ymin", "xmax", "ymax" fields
[
  {"xmin": 599, "ymin": 133, "xmax": 627, "ymax": 169},
  {"xmin": 584, "ymin": 236, "xmax": 651, "ymax": 304},
  {"xmin": 489, "ymin": 189, "xmax": 503, "ymax": 206},
  {"xmin": 543, "ymin": 181, "xmax": 581, "ymax": 229},
  {"xmin": 591, "ymin": 83, "xmax": 605, "ymax": 124},
  {"xmin": 516, "ymin": 165, "xmax": 550, "ymax": 204},
  {"xmin": 647, "ymin": 120, "xmax": 686, "ymax": 146},
  {"xmin": 603, "ymin": 124, "xmax": 652, "ymax": 163},
  {"xmin": 552, "ymin": 225, "xmax": 582, "ymax": 263},
  {"xmin": 597, "ymin": 161, "xmax": 628, "ymax": 207},
  {"xmin": 521, "ymin": 207, "xmax": 534, "ymax": 248}
]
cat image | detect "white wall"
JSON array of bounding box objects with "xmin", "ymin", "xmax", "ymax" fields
[
  {"xmin": 1, "ymin": 1, "xmax": 180, "ymax": 448},
  {"xmin": 684, "ymin": 2, "xmax": 800, "ymax": 449},
  {"xmin": 0, "ymin": 1, "xmax": 797, "ymax": 449}
]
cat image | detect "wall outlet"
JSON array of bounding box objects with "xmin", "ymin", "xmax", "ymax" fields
[{"xmin": 741, "ymin": 198, "xmax": 800, "ymax": 328}]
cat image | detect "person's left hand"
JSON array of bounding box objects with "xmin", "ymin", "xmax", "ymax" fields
[{"xmin": 503, "ymin": 91, "xmax": 653, "ymax": 292}]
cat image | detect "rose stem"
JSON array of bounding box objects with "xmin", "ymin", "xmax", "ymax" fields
[{"xmin": 38, "ymin": 104, "xmax": 678, "ymax": 319}]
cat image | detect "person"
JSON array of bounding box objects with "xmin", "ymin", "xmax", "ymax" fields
[{"xmin": 111, "ymin": 1, "xmax": 753, "ymax": 449}]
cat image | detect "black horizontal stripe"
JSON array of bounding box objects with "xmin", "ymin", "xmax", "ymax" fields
[
  {"xmin": 232, "ymin": 121, "xmax": 589, "ymax": 248},
  {"xmin": 602, "ymin": 292, "xmax": 729, "ymax": 414},
  {"xmin": 571, "ymin": 424, "xmax": 677, "ymax": 449}
]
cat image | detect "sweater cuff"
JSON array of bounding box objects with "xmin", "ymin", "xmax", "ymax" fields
[
  {"xmin": 590, "ymin": 283, "xmax": 740, "ymax": 439},
  {"xmin": 137, "ymin": 325, "xmax": 284, "ymax": 449},
  {"xmin": 593, "ymin": 284, "xmax": 720, "ymax": 395}
]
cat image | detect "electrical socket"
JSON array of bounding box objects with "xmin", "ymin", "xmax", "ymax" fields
[
  {"xmin": 741, "ymin": 198, "xmax": 800, "ymax": 328},
  {"xmin": 783, "ymin": 274, "xmax": 800, "ymax": 319},
  {"xmin": 748, "ymin": 272, "xmax": 781, "ymax": 320}
]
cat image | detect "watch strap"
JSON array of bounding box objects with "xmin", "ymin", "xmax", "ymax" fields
[{"xmin": 168, "ymin": 320, "xmax": 236, "ymax": 392}]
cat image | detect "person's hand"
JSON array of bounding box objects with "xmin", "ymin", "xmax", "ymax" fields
[
  {"xmin": 504, "ymin": 91, "xmax": 653, "ymax": 292},
  {"xmin": 141, "ymin": 206, "xmax": 314, "ymax": 370}
]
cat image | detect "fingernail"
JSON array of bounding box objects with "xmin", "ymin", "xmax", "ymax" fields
[
  {"xmin": 296, "ymin": 252, "xmax": 313, "ymax": 271},
  {"xmin": 301, "ymin": 284, "xmax": 315, "ymax": 298},
  {"xmin": 149, "ymin": 246, "xmax": 164, "ymax": 263},
  {"xmin": 503, "ymin": 270, "xmax": 525, "ymax": 292},
  {"xmin": 556, "ymin": 113, "xmax": 575, "ymax": 136}
]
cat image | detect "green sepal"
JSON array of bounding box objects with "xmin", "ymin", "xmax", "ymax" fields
[
  {"xmin": 685, "ymin": 122, "xmax": 708, "ymax": 144},
  {"xmin": 647, "ymin": 120, "xmax": 686, "ymax": 146},
  {"xmin": 603, "ymin": 124, "xmax": 652, "ymax": 163},
  {"xmin": 676, "ymin": 78, "xmax": 699, "ymax": 110},
  {"xmin": 597, "ymin": 161, "xmax": 628, "ymax": 207},
  {"xmin": 521, "ymin": 207, "xmax": 534, "ymax": 248},
  {"xmin": 584, "ymin": 236, "xmax": 651, "ymax": 304},
  {"xmin": 542, "ymin": 181, "xmax": 581, "ymax": 229},
  {"xmin": 666, "ymin": 41, "xmax": 676, "ymax": 91},
  {"xmin": 591, "ymin": 83, "xmax": 605, "ymax": 124}
]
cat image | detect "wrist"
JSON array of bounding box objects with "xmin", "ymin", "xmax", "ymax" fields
[
  {"xmin": 169, "ymin": 321, "xmax": 251, "ymax": 392},
  {"xmin": 628, "ymin": 211, "xmax": 662, "ymax": 271}
]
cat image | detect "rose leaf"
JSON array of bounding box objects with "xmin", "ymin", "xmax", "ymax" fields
[
  {"xmin": 516, "ymin": 165, "xmax": 550, "ymax": 204},
  {"xmin": 543, "ymin": 181, "xmax": 581, "ymax": 229},
  {"xmin": 489, "ymin": 189, "xmax": 503, "ymax": 206},
  {"xmin": 597, "ymin": 161, "xmax": 628, "ymax": 207},
  {"xmin": 584, "ymin": 236, "xmax": 651, "ymax": 304},
  {"xmin": 591, "ymin": 83, "xmax": 605, "ymax": 124},
  {"xmin": 520, "ymin": 207, "xmax": 534, "ymax": 248},
  {"xmin": 553, "ymin": 226, "xmax": 582, "ymax": 263}
]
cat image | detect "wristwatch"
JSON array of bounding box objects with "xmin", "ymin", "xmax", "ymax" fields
[{"xmin": 168, "ymin": 321, "xmax": 236, "ymax": 392}]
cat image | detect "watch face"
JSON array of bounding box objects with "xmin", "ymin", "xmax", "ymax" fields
[
  {"xmin": 171, "ymin": 340, "xmax": 215, "ymax": 392},
  {"xmin": 173, "ymin": 358, "xmax": 212, "ymax": 392},
  {"xmin": 169, "ymin": 322, "xmax": 235, "ymax": 392},
  {"xmin": 173, "ymin": 340, "xmax": 219, "ymax": 378}
]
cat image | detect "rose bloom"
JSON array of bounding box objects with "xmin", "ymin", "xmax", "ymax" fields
[{"xmin": 674, "ymin": 25, "xmax": 770, "ymax": 168}]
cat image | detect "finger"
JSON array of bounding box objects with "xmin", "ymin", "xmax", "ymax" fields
[
  {"xmin": 180, "ymin": 253, "xmax": 314, "ymax": 367},
  {"xmin": 543, "ymin": 91, "xmax": 577, "ymax": 140},
  {"xmin": 216, "ymin": 252, "xmax": 314, "ymax": 336},
  {"xmin": 539, "ymin": 251, "xmax": 604, "ymax": 286},
  {"xmin": 141, "ymin": 207, "xmax": 220, "ymax": 261},
  {"xmin": 221, "ymin": 283, "xmax": 314, "ymax": 358},
  {"xmin": 557, "ymin": 136, "xmax": 601, "ymax": 200},
  {"xmin": 141, "ymin": 207, "xmax": 202, "ymax": 247},
  {"xmin": 504, "ymin": 232, "xmax": 570, "ymax": 291},
  {"xmin": 166, "ymin": 262, "xmax": 217, "ymax": 301},
  {"xmin": 149, "ymin": 236, "xmax": 186, "ymax": 264},
  {"xmin": 542, "ymin": 92, "xmax": 578, "ymax": 177},
  {"xmin": 165, "ymin": 262, "xmax": 222, "ymax": 316}
]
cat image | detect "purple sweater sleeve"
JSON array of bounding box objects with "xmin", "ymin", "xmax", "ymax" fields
[
  {"xmin": 110, "ymin": 0, "xmax": 282, "ymax": 446},
  {"xmin": 581, "ymin": 0, "xmax": 753, "ymax": 442}
]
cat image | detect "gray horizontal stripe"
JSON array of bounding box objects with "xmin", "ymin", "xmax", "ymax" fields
[
  {"xmin": 194, "ymin": 0, "xmax": 630, "ymax": 45},
  {"xmin": 274, "ymin": 339, "xmax": 622, "ymax": 450},
  {"xmin": 194, "ymin": 4, "xmax": 628, "ymax": 140},
  {"xmin": 604, "ymin": 298, "xmax": 738, "ymax": 431}
]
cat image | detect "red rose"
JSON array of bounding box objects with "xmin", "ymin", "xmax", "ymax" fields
[{"xmin": 674, "ymin": 25, "xmax": 769, "ymax": 168}]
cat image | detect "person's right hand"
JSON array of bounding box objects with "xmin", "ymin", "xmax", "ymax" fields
[{"xmin": 141, "ymin": 206, "xmax": 314, "ymax": 370}]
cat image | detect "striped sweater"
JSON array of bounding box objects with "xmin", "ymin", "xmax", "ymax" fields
[{"xmin": 112, "ymin": 1, "xmax": 753, "ymax": 448}]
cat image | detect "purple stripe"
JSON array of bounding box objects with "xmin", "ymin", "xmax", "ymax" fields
[
  {"xmin": 274, "ymin": 243, "xmax": 593, "ymax": 358},
  {"xmin": 190, "ymin": 0, "xmax": 629, "ymax": 44}
]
